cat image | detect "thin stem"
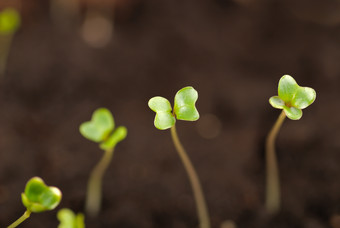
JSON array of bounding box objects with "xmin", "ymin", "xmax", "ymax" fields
[
  {"xmin": 170, "ymin": 125, "xmax": 211, "ymax": 228},
  {"xmin": 0, "ymin": 34, "xmax": 14, "ymax": 78},
  {"xmin": 7, "ymin": 210, "xmax": 31, "ymax": 228},
  {"xmin": 85, "ymin": 148, "xmax": 114, "ymax": 217},
  {"xmin": 265, "ymin": 110, "xmax": 286, "ymax": 214}
]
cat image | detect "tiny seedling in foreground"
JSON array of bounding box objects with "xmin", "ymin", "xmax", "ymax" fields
[
  {"xmin": 148, "ymin": 86, "xmax": 211, "ymax": 228},
  {"xmin": 0, "ymin": 8, "xmax": 20, "ymax": 77},
  {"xmin": 266, "ymin": 75, "xmax": 316, "ymax": 214},
  {"xmin": 57, "ymin": 208, "xmax": 85, "ymax": 228},
  {"xmin": 8, "ymin": 177, "xmax": 62, "ymax": 228},
  {"xmin": 80, "ymin": 108, "xmax": 127, "ymax": 217}
]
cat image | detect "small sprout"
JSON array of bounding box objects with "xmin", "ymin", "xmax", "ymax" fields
[
  {"xmin": 148, "ymin": 86, "xmax": 210, "ymax": 228},
  {"xmin": 148, "ymin": 86, "xmax": 199, "ymax": 130},
  {"xmin": 0, "ymin": 8, "xmax": 21, "ymax": 35},
  {"xmin": 79, "ymin": 108, "xmax": 127, "ymax": 217},
  {"xmin": 0, "ymin": 7, "xmax": 21, "ymax": 77},
  {"xmin": 22, "ymin": 177, "xmax": 62, "ymax": 213},
  {"xmin": 265, "ymin": 75, "xmax": 316, "ymax": 214},
  {"xmin": 8, "ymin": 177, "xmax": 62, "ymax": 228},
  {"xmin": 269, "ymin": 75, "xmax": 316, "ymax": 120},
  {"xmin": 80, "ymin": 108, "xmax": 127, "ymax": 150},
  {"xmin": 57, "ymin": 208, "xmax": 85, "ymax": 228}
]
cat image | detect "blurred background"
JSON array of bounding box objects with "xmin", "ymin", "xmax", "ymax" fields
[{"xmin": 0, "ymin": 0, "xmax": 340, "ymax": 227}]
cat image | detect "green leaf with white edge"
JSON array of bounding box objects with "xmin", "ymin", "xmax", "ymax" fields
[
  {"xmin": 283, "ymin": 106, "xmax": 303, "ymax": 120},
  {"xmin": 292, "ymin": 87, "xmax": 316, "ymax": 109},
  {"xmin": 0, "ymin": 8, "xmax": 20, "ymax": 35},
  {"xmin": 148, "ymin": 96, "xmax": 176, "ymax": 130},
  {"xmin": 174, "ymin": 86, "xmax": 199, "ymax": 121},
  {"xmin": 79, "ymin": 108, "xmax": 114, "ymax": 143},
  {"xmin": 22, "ymin": 177, "xmax": 62, "ymax": 213},
  {"xmin": 100, "ymin": 126, "xmax": 127, "ymax": 150},
  {"xmin": 278, "ymin": 75, "xmax": 299, "ymax": 103},
  {"xmin": 58, "ymin": 208, "xmax": 85, "ymax": 228},
  {"xmin": 269, "ymin": 96, "xmax": 285, "ymax": 109}
]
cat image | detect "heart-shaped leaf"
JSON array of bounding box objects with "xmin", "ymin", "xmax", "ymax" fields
[
  {"xmin": 278, "ymin": 75, "xmax": 299, "ymax": 103},
  {"xmin": 57, "ymin": 208, "xmax": 85, "ymax": 228},
  {"xmin": 0, "ymin": 8, "xmax": 20, "ymax": 35},
  {"xmin": 283, "ymin": 106, "xmax": 302, "ymax": 120},
  {"xmin": 174, "ymin": 86, "xmax": 199, "ymax": 121},
  {"xmin": 148, "ymin": 96, "xmax": 176, "ymax": 130},
  {"xmin": 22, "ymin": 177, "xmax": 62, "ymax": 213},
  {"xmin": 100, "ymin": 126, "xmax": 128, "ymax": 150},
  {"xmin": 291, "ymin": 87, "xmax": 316, "ymax": 109},
  {"xmin": 79, "ymin": 108, "xmax": 114, "ymax": 142},
  {"xmin": 269, "ymin": 96, "xmax": 285, "ymax": 109}
]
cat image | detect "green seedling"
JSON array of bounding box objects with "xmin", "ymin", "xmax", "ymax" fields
[
  {"xmin": 57, "ymin": 208, "xmax": 85, "ymax": 228},
  {"xmin": 266, "ymin": 75, "xmax": 316, "ymax": 214},
  {"xmin": 148, "ymin": 86, "xmax": 211, "ymax": 228},
  {"xmin": 0, "ymin": 7, "xmax": 20, "ymax": 77},
  {"xmin": 79, "ymin": 108, "xmax": 127, "ymax": 217},
  {"xmin": 8, "ymin": 177, "xmax": 62, "ymax": 228}
]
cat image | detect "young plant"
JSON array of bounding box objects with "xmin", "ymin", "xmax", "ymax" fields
[
  {"xmin": 148, "ymin": 86, "xmax": 211, "ymax": 228},
  {"xmin": 79, "ymin": 108, "xmax": 127, "ymax": 217},
  {"xmin": 8, "ymin": 177, "xmax": 62, "ymax": 228},
  {"xmin": 0, "ymin": 7, "xmax": 20, "ymax": 77},
  {"xmin": 57, "ymin": 208, "xmax": 85, "ymax": 228},
  {"xmin": 266, "ymin": 75, "xmax": 316, "ymax": 214}
]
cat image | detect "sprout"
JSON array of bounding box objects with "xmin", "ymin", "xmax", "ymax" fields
[
  {"xmin": 265, "ymin": 75, "xmax": 316, "ymax": 214},
  {"xmin": 269, "ymin": 75, "xmax": 316, "ymax": 120},
  {"xmin": 148, "ymin": 86, "xmax": 199, "ymax": 130},
  {"xmin": 148, "ymin": 86, "xmax": 210, "ymax": 228},
  {"xmin": 79, "ymin": 108, "xmax": 127, "ymax": 217},
  {"xmin": 0, "ymin": 7, "xmax": 21, "ymax": 77},
  {"xmin": 57, "ymin": 208, "xmax": 85, "ymax": 228},
  {"xmin": 8, "ymin": 177, "xmax": 62, "ymax": 228}
]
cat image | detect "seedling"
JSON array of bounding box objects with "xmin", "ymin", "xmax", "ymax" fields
[
  {"xmin": 266, "ymin": 75, "xmax": 316, "ymax": 214},
  {"xmin": 8, "ymin": 177, "xmax": 62, "ymax": 228},
  {"xmin": 148, "ymin": 86, "xmax": 211, "ymax": 228},
  {"xmin": 57, "ymin": 208, "xmax": 85, "ymax": 228},
  {"xmin": 79, "ymin": 108, "xmax": 127, "ymax": 217},
  {"xmin": 0, "ymin": 7, "xmax": 20, "ymax": 77}
]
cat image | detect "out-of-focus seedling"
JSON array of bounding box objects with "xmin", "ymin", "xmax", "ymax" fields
[
  {"xmin": 8, "ymin": 177, "xmax": 62, "ymax": 228},
  {"xmin": 0, "ymin": 7, "xmax": 20, "ymax": 77},
  {"xmin": 148, "ymin": 86, "xmax": 211, "ymax": 228},
  {"xmin": 266, "ymin": 75, "xmax": 316, "ymax": 214},
  {"xmin": 57, "ymin": 208, "xmax": 85, "ymax": 228},
  {"xmin": 79, "ymin": 108, "xmax": 127, "ymax": 217}
]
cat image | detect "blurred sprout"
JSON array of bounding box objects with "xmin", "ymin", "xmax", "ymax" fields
[
  {"xmin": 21, "ymin": 177, "xmax": 62, "ymax": 213},
  {"xmin": 80, "ymin": 107, "xmax": 127, "ymax": 217},
  {"xmin": 0, "ymin": 8, "xmax": 20, "ymax": 35},
  {"xmin": 58, "ymin": 208, "xmax": 85, "ymax": 228},
  {"xmin": 8, "ymin": 177, "xmax": 62, "ymax": 228}
]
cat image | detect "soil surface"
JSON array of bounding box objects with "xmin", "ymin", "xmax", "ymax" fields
[{"xmin": 1, "ymin": 0, "xmax": 340, "ymax": 227}]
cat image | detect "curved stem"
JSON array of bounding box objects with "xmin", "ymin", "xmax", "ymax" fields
[
  {"xmin": 85, "ymin": 148, "xmax": 114, "ymax": 217},
  {"xmin": 170, "ymin": 125, "xmax": 211, "ymax": 228},
  {"xmin": 265, "ymin": 110, "xmax": 286, "ymax": 214},
  {"xmin": 7, "ymin": 210, "xmax": 31, "ymax": 228}
]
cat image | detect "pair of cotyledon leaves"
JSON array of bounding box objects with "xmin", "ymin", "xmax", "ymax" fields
[
  {"xmin": 269, "ymin": 75, "xmax": 316, "ymax": 120},
  {"xmin": 0, "ymin": 8, "xmax": 20, "ymax": 35},
  {"xmin": 79, "ymin": 108, "xmax": 127, "ymax": 150},
  {"xmin": 22, "ymin": 177, "xmax": 62, "ymax": 213},
  {"xmin": 148, "ymin": 86, "xmax": 199, "ymax": 130}
]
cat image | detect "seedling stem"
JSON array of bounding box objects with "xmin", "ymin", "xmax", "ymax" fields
[
  {"xmin": 86, "ymin": 148, "xmax": 114, "ymax": 217},
  {"xmin": 265, "ymin": 110, "xmax": 286, "ymax": 214},
  {"xmin": 7, "ymin": 210, "xmax": 31, "ymax": 228},
  {"xmin": 170, "ymin": 125, "xmax": 211, "ymax": 228}
]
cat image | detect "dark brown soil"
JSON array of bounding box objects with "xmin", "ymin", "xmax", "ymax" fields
[{"xmin": 1, "ymin": 0, "xmax": 340, "ymax": 227}]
